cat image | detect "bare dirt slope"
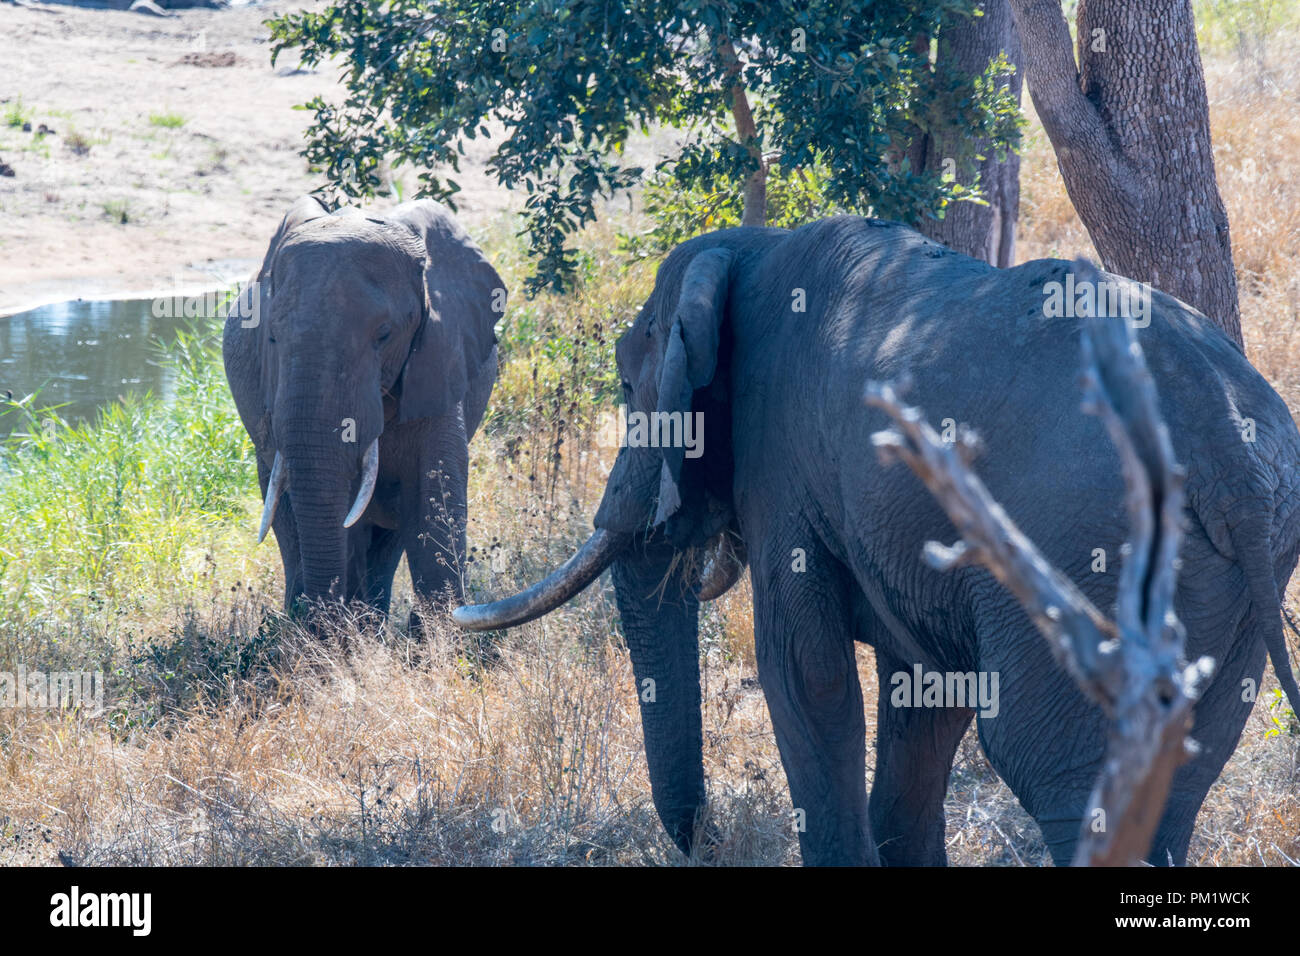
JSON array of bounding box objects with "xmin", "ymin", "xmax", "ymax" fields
[{"xmin": 0, "ymin": 1, "xmax": 514, "ymax": 315}]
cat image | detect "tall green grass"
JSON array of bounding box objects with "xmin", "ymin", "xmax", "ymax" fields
[{"xmin": 0, "ymin": 327, "xmax": 258, "ymax": 620}]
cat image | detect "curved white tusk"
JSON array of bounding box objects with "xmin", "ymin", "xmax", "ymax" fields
[
  {"xmin": 343, "ymin": 438, "xmax": 380, "ymax": 529},
  {"xmin": 257, "ymin": 451, "xmax": 287, "ymax": 544},
  {"xmin": 451, "ymin": 528, "xmax": 630, "ymax": 631}
]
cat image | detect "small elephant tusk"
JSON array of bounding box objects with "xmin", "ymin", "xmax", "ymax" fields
[
  {"xmin": 343, "ymin": 438, "xmax": 380, "ymax": 529},
  {"xmin": 258, "ymin": 451, "xmax": 288, "ymax": 544},
  {"xmin": 695, "ymin": 531, "xmax": 747, "ymax": 602}
]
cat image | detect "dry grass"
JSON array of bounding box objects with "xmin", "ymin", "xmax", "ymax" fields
[
  {"xmin": 0, "ymin": 549, "xmax": 799, "ymax": 866},
  {"xmin": 3, "ymin": 27, "xmax": 1300, "ymax": 867}
]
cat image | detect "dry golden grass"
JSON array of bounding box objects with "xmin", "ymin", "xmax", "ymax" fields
[{"xmin": 3, "ymin": 32, "xmax": 1300, "ymax": 867}]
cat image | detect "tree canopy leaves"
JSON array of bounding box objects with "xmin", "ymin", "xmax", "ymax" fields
[{"xmin": 268, "ymin": 1, "xmax": 1022, "ymax": 293}]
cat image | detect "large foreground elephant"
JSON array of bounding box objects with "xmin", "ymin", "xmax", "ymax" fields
[
  {"xmin": 456, "ymin": 217, "xmax": 1300, "ymax": 866},
  {"xmin": 224, "ymin": 196, "xmax": 503, "ymax": 626}
]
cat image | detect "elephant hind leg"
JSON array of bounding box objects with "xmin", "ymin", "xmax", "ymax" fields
[
  {"xmin": 750, "ymin": 530, "xmax": 876, "ymax": 866},
  {"xmin": 1031, "ymin": 638, "xmax": 1260, "ymax": 867},
  {"xmin": 869, "ymin": 642, "xmax": 973, "ymax": 866},
  {"xmin": 1146, "ymin": 619, "xmax": 1266, "ymax": 866},
  {"xmin": 971, "ymin": 604, "xmax": 1106, "ymax": 866}
]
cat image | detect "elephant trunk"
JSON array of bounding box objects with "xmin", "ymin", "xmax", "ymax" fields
[
  {"xmin": 451, "ymin": 445, "xmax": 712, "ymax": 855},
  {"xmin": 281, "ymin": 426, "xmax": 352, "ymax": 601},
  {"xmin": 272, "ymin": 351, "xmax": 385, "ymax": 604},
  {"xmin": 610, "ymin": 543, "xmax": 707, "ymax": 856}
]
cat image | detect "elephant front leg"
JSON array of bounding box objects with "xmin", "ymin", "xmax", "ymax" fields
[
  {"xmin": 751, "ymin": 535, "xmax": 877, "ymax": 866},
  {"xmin": 362, "ymin": 526, "xmax": 404, "ymax": 615},
  {"xmin": 403, "ymin": 414, "xmax": 470, "ymax": 633}
]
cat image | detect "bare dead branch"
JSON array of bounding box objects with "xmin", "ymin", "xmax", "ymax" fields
[{"xmin": 865, "ymin": 293, "xmax": 1213, "ymax": 866}]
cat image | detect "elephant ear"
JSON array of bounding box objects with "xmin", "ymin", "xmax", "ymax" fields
[
  {"xmin": 652, "ymin": 247, "xmax": 737, "ymax": 542},
  {"xmin": 389, "ymin": 199, "xmax": 504, "ymax": 424}
]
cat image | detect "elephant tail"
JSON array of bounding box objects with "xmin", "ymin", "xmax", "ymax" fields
[{"xmin": 1227, "ymin": 509, "xmax": 1300, "ymax": 716}]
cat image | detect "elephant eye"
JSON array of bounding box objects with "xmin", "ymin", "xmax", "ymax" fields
[
  {"xmin": 621, "ymin": 380, "xmax": 633, "ymax": 399},
  {"xmin": 376, "ymin": 323, "xmax": 393, "ymax": 344}
]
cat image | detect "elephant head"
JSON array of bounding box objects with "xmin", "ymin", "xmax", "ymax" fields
[
  {"xmin": 225, "ymin": 196, "xmax": 501, "ymax": 607},
  {"xmin": 454, "ymin": 231, "xmax": 773, "ymax": 853}
]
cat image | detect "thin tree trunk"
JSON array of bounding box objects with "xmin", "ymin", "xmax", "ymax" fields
[
  {"xmin": 716, "ymin": 36, "xmax": 767, "ymax": 227},
  {"xmin": 1008, "ymin": 0, "xmax": 1242, "ymax": 345},
  {"xmin": 913, "ymin": 0, "xmax": 1024, "ymax": 267}
]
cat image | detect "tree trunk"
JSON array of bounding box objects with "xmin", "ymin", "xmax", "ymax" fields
[
  {"xmin": 1008, "ymin": 0, "xmax": 1242, "ymax": 345},
  {"xmin": 912, "ymin": 0, "xmax": 1024, "ymax": 267},
  {"xmin": 716, "ymin": 36, "xmax": 767, "ymax": 227}
]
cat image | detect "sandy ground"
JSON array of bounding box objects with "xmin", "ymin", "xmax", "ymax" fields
[{"xmin": 0, "ymin": 0, "xmax": 517, "ymax": 315}]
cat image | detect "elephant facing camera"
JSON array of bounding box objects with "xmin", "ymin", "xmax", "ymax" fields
[{"xmin": 223, "ymin": 195, "xmax": 503, "ymax": 637}]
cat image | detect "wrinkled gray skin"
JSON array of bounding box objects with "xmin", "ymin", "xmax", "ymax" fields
[
  {"xmin": 477, "ymin": 217, "xmax": 1300, "ymax": 866},
  {"xmin": 223, "ymin": 196, "xmax": 502, "ymax": 625}
]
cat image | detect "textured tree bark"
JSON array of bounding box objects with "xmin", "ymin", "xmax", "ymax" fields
[
  {"xmin": 1007, "ymin": 0, "xmax": 1242, "ymax": 345},
  {"xmin": 911, "ymin": 0, "xmax": 1024, "ymax": 266},
  {"xmin": 866, "ymin": 277, "xmax": 1213, "ymax": 866}
]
